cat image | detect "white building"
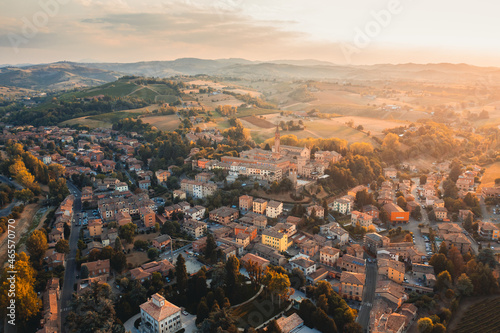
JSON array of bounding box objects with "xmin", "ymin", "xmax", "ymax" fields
[
  {"xmin": 289, "ymin": 257, "xmax": 316, "ymax": 275},
  {"xmin": 139, "ymin": 293, "xmax": 182, "ymax": 333},
  {"xmin": 266, "ymin": 200, "xmax": 283, "ymax": 219},
  {"xmin": 330, "ymin": 196, "xmax": 352, "ymax": 215},
  {"xmin": 116, "ymin": 182, "xmax": 129, "ymax": 192},
  {"xmin": 185, "ymin": 205, "xmax": 206, "ymax": 221}
]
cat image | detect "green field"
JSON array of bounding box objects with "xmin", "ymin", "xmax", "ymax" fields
[
  {"xmin": 58, "ymin": 79, "xmax": 181, "ymax": 103},
  {"xmin": 60, "ymin": 81, "xmax": 138, "ymax": 99},
  {"xmin": 87, "ymin": 111, "xmax": 142, "ymax": 123}
]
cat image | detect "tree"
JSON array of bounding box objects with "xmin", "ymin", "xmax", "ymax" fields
[
  {"xmin": 14, "ymin": 188, "xmax": 34, "ymax": 203},
  {"xmin": 114, "ymin": 237, "xmax": 123, "ymax": 252},
  {"xmin": 26, "ymin": 230, "xmax": 48, "ymax": 265},
  {"xmin": 344, "ymin": 322, "xmax": 363, "ymax": 333},
  {"xmin": 429, "ymin": 253, "xmax": 448, "ymax": 275},
  {"xmin": 464, "ymin": 213, "xmax": 473, "ymax": 231},
  {"xmin": 0, "ymin": 252, "xmax": 42, "ymax": 324},
  {"xmin": 417, "ymin": 317, "xmax": 434, "ymax": 333},
  {"xmin": 111, "ymin": 251, "xmax": 127, "ymax": 273},
  {"xmin": 80, "ymin": 265, "xmax": 90, "ymax": 279},
  {"xmin": 55, "ymin": 239, "xmax": 70, "ymax": 254},
  {"xmin": 196, "ymin": 298, "xmax": 210, "ymax": 324},
  {"xmin": 225, "ymin": 256, "xmax": 240, "ymax": 293},
  {"xmin": 48, "ymin": 177, "xmax": 70, "ymax": 204},
  {"xmin": 431, "ymin": 323, "xmax": 446, "ymax": 333},
  {"xmin": 438, "ymin": 242, "xmax": 448, "ymax": 256},
  {"xmin": 476, "ymin": 248, "xmax": 496, "ymax": 269},
  {"xmin": 176, "ymin": 254, "xmax": 188, "ymax": 292},
  {"xmin": 205, "ymin": 233, "xmax": 217, "ymax": 261},
  {"xmin": 147, "ymin": 248, "xmax": 159, "ymax": 260},
  {"xmin": 262, "ymin": 270, "xmax": 291, "ymax": 306},
  {"xmin": 119, "ymin": 223, "xmax": 137, "ymax": 244},
  {"xmin": 244, "ymin": 259, "xmax": 264, "ymax": 287},
  {"xmin": 382, "ymin": 133, "xmax": 401, "ymax": 150},
  {"xmin": 267, "ymin": 319, "xmax": 282, "ymax": 333},
  {"xmin": 436, "ymin": 271, "xmax": 452, "ymax": 291},
  {"xmin": 66, "ymin": 282, "xmax": 122, "ymax": 333},
  {"xmin": 291, "ymin": 267, "xmax": 306, "ymax": 289},
  {"xmin": 456, "ymin": 273, "xmax": 473, "ymax": 297},
  {"xmin": 420, "ymin": 175, "xmax": 427, "ymax": 185},
  {"xmin": 447, "ymin": 245, "xmax": 465, "ymax": 279},
  {"xmin": 397, "ymin": 196, "xmax": 407, "ymax": 210}
]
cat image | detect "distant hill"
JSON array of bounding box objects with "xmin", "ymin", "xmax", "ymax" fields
[
  {"xmin": 2, "ymin": 58, "xmax": 500, "ymax": 91},
  {"xmin": 0, "ymin": 62, "xmax": 121, "ymax": 90}
]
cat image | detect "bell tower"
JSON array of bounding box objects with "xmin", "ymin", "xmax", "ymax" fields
[{"xmin": 274, "ymin": 125, "xmax": 280, "ymax": 154}]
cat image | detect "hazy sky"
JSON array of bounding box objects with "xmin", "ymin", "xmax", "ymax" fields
[{"xmin": 1, "ymin": 0, "xmax": 500, "ymax": 66}]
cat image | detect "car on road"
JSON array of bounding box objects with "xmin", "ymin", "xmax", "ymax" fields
[{"xmin": 182, "ymin": 311, "xmax": 188, "ymax": 316}]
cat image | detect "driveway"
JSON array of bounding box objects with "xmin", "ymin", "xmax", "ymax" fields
[
  {"xmin": 123, "ymin": 313, "xmax": 141, "ymax": 333},
  {"xmin": 182, "ymin": 312, "xmax": 197, "ymax": 332}
]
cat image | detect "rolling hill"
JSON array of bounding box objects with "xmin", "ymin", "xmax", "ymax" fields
[{"xmin": 2, "ymin": 59, "xmax": 500, "ymax": 91}]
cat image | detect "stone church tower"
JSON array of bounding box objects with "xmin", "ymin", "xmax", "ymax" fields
[{"xmin": 272, "ymin": 125, "xmax": 281, "ymax": 158}]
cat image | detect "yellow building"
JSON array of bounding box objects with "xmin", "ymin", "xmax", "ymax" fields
[
  {"xmin": 262, "ymin": 229, "xmax": 290, "ymax": 252},
  {"xmin": 253, "ymin": 198, "xmax": 268, "ymax": 215},
  {"xmin": 340, "ymin": 271, "xmax": 365, "ymax": 301},
  {"xmin": 378, "ymin": 258, "xmax": 405, "ymax": 284}
]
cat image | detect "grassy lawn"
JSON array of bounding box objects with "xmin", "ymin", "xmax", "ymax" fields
[
  {"xmin": 479, "ymin": 162, "xmax": 500, "ymax": 189},
  {"xmin": 232, "ymin": 293, "xmax": 289, "ymax": 328}
]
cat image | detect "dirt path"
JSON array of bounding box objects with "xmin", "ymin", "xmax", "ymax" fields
[
  {"xmin": 0, "ymin": 203, "xmax": 41, "ymax": 265},
  {"xmin": 126, "ymin": 85, "xmax": 144, "ymax": 96}
]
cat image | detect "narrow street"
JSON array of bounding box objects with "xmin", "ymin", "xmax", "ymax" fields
[
  {"xmin": 60, "ymin": 182, "xmax": 82, "ymax": 332},
  {"xmin": 356, "ymin": 262, "xmax": 377, "ymax": 332}
]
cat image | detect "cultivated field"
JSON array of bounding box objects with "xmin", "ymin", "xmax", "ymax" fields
[
  {"xmin": 60, "ymin": 106, "xmax": 152, "ymax": 128},
  {"xmin": 142, "ymin": 114, "xmax": 181, "ymax": 131},
  {"xmin": 453, "ymin": 297, "xmax": 500, "ymax": 333},
  {"xmin": 240, "ymin": 115, "xmax": 275, "ymax": 128}
]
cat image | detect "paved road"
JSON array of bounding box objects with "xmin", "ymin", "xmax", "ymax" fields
[
  {"xmin": 356, "ymin": 262, "xmax": 377, "ymax": 332},
  {"xmin": 60, "ymin": 181, "xmax": 82, "ymax": 332},
  {"xmin": 0, "ymin": 175, "xmax": 23, "ymax": 217},
  {"xmin": 0, "ymin": 175, "xmax": 23, "ymax": 190}
]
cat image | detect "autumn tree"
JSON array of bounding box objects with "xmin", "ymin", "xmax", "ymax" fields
[
  {"xmin": 436, "ymin": 271, "xmax": 452, "ymax": 291},
  {"xmin": 244, "ymin": 259, "xmax": 264, "ymax": 287},
  {"xmin": 0, "ymin": 252, "xmax": 42, "ymax": 324},
  {"xmin": 262, "ymin": 270, "xmax": 291, "ymax": 306},
  {"xmin": 26, "ymin": 230, "xmax": 48, "ymax": 266},
  {"xmin": 14, "ymin": 188, "xmax": 34, "ymax": 204},
  {"xmin": 417, "ymin": 317, "xmax": 434, "ymax": 333}
]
